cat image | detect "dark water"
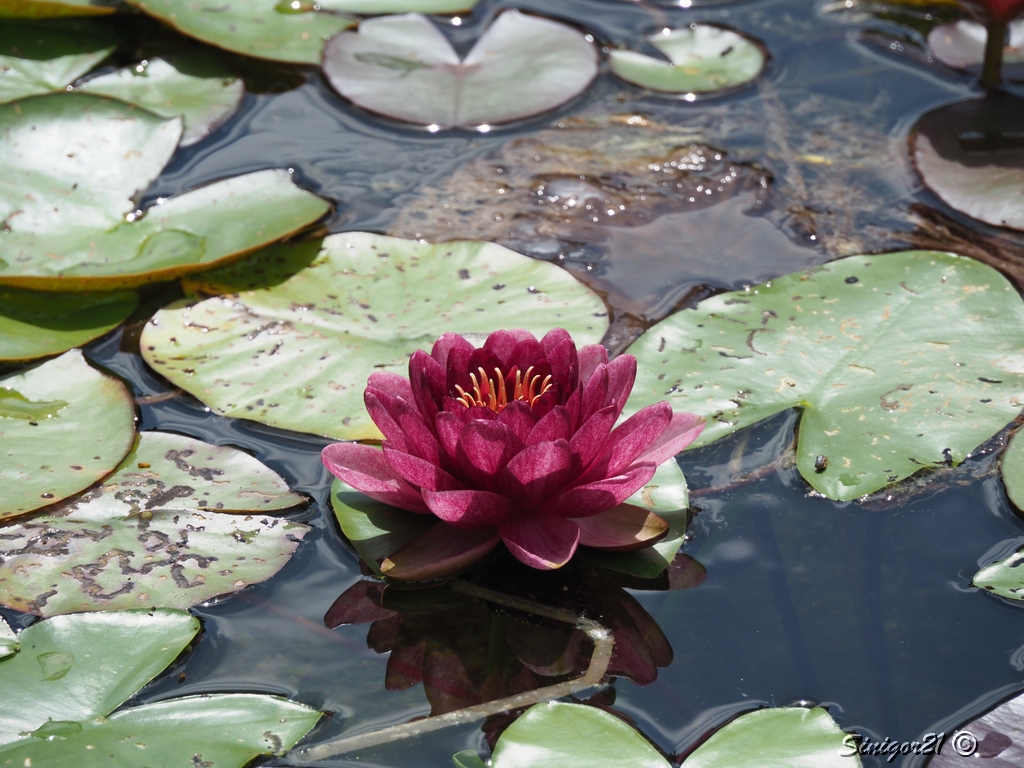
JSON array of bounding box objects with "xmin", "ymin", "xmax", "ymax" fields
[{"xmin": 6, "ymin": 0, "xmax": 1024, "ymax": 765}]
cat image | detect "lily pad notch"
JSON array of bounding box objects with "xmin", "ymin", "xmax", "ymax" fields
[{"xmin": 321, "ymin": 10, "xmax": 599, "ymax": 129}]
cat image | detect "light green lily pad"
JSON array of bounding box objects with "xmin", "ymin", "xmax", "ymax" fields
[
  {"xmin": 683, "ymin": 707, "xmax": 860, "ymax": 767},
  {"xmin": 0, "ymin": 608, "xmax": 199, "ymax": 747},
  {"xmin": 319, "ymin": 0, "xmax": 478, "ymax": 11},
  {"xmin": 488, "ymin": 702, "xmax": 671, "ymax": 768},
  {"xmin": 78, "ymin": 54, "xmax": 244, "ymax": 146},
  {"xmin": 0, "ymin": 618, "xmax": 17, "ymax": 661},
  {"xmin": 142, "ymin": 232, "xmax": 608, "ymax": 440},
  {"xmin": 0, "ymin": 92, "xmax": 330, "ymax": 290},
  {"xmin": 0, "ymin": 430, "xmax": 309, "ymax": 615},
  {"xmin": 0, "ymin": 609, "xmax": 321, "ymax": 766},
  {"xmin": 581, "ymin": 459, "xmax": 691, "ymax": 578},
  {"xmin": 0, "ymin": 349, "xmax": 135, "ymax": 520},
  {"xmin": 626, "ymin": 251, "xmax": 1024, "ymax": 500},
  {"xmin": 124, "ymin": 0, "xmax": 354, "ymax": 64},
  {"xmin": 0, "ymin": 0, "xmax": 117, "ymax": 18},
  {"xmin": 0, "ymin": 285, "xmax": 138, "ymax": 361},
  {"xmin": 609, "ymin": 24, "xmax": 766, "ymax": 94},
  {"xmin": 0, "ymin": 20, "xmax": 119, "ymax": 104},
  {"xmin": 972, "ymin": 541, "xmax": 1024, "ymax": 599},
  {"xmin": 322, "ymin": 11, "xmax": 598, "ymax": 128},
  {"xmin": 0, "ymin": 694, "xmax": 321, "ymax": 765}
]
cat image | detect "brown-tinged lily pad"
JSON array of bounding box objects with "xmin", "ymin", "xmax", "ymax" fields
[
  {"xmin": 930, "ymin": 690, "xmax": 1024, "ymax": 765},
  {"xmin": 142, "ymin": 232, "xmax": 607, "ymax": 440},
  {"xmin": 322, "ymin": 11, "xmax": 598, "ymax": 128},
  {"xmin": 0, "ymin": 349, "xmax": 135, "ymax": 520},
  {"xmin": 928, "ymin": 19, "xmax": 1024, "ymax": 78},
  {"xmin": 912, "ymin": 93, "xmax": 1024, "ymax": 232},
  {"xmin": 0, "ymin": 92, "xmax": 330, "ymax": 290},
  {"xmin": 0, "ymin": 0, "xmax": 117, "ymax": 18},
  {"xmin": 0, "ymin": 431, "xmax": 309, "ymax": 615}
]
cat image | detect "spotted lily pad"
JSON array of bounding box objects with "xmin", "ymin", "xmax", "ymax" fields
[
  {"xmin": 683, "ymin": 707, "xmax": 860, "ymax": 767},
  {"xmin": 928, "ymin": 20, "xmax": 1024, "ymax": 73},
  {"xmin": 486, "ymin": 702, "xmax": 671, "ymax": 768},
  {"xmin": 78, "ymin": 54, "xmax": 244, "ymax": 146},
  {"xmin": 322, "ymin": 11, "xmax": 598, "ymax": 128},
  {"xmin": 0, "ymin": 20, "xmax": 119, "ymax": 104},
  {"xmin": 1, "ymin": 349, "xmax": 135, "ymax": 520},
  {"xmin": 0, "ymin": 609, "xmax": 321, "ymax": 765},
  {"xmin": 0, "ymin": 0, "xmax": 117, "ymax": 18},
  {"xmin": 0, "ymin": 285, "xmax": 138, "ymax": 361},
  {"xmin": 627, "ymin": 251, "xmax": 1024, "ymax": 501},
  {"xmin": 0, "ymin": 430, "xmax": 309, "ymax": 615},
  {"xmin": 142, "ymin": 232, "xmax": 608, "ymax": 440},
  {"xmin": 912, "ymin": 93, "xmax": 1024, "ymax": 232},
  {"xmin": 0, "ymin": 619, "xmax": 16, "ymax": 661},
  {"xmin": 1001, "ymin": 428, "xmax": 1024, "ymax": 510},
  {"xmin": 0, "ymin": 93, "xmax": 330, "ymax": 290},
  {"xmin": 609, "ymin": 24, "xmax": 766, "ymax": 94},
  {"xmin": 125, "ymin": 0, "xmax": 354, "ymax": 64}
]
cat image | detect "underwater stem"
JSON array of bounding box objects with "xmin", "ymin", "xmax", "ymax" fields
[{"xmin": 982, "ymin": 21, "xmax": 1007, "ymax": 91}]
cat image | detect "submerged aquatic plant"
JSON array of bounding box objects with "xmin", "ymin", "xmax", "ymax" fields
[
  {"xmin": 322, "ymin": 329, "xmax": 704, "ymax": 577},
  {"xmin": 955, "ymin": 0, "xmax": 1024, "ymax": 86}
]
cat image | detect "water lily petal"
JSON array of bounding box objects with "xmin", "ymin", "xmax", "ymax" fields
[
  {"xmin": 569, "ymin": 403, "xmax": 617, "ymax": 473},
  {"xmin": 409, "ymin": 349, "xmax": 445, "ymax": 425},
  {"xmin": 431, "ymin": 332, "xmax": 475, "ymax": 370},
  {"xmin": 483, "ymin": 328, "xmax": 529, "ymax": 365},
  {"xmin": 367, "ymin": 614, "xmax": 402, "ymax": 654},
  {"xmin": 578, "ymin": 343, "xmax": 609, "ymax": 384},
  {"xmin": 499, "ymin": 515, "xmax": 580, "ymax": 569},
  {"xmin": 574, "ymin": 503, "xmax": 669, "ymax": 551},
  {"xmin": 526, "ymin": 405, "xmax": 572, "ymax": 445},
  {"xmin": 544, "ymin": 462, "xmax": 657, "ymax": 518},
  {"xmin": 385, "ymin": 638, "xmax": 426, "ymax": 690},
  {"xmin": 392, "ymin": 394, "xmax": 441, "ymax": 463},
  {"xmin": 586, "ymin": 401, "xmax": 672, "ymax": 480},
  {"xmin": 364, "ymin": 387, "xmax": 409, "ymax": 453},
  {"xmin": 422, "ymin": 488, "xmax": 514, "ymax": 529},
  {"xmin": 324, "ymin": 580, "xmax": 396, "ymax": 628},
  {"xmin": 383, "ymin": 445, "xmax": 463, "ymax": 492},
  {"xmin": 580, "ymin": 363, "xmax": 609, "ymax": 421},
  {"xmin": 499, "ymin": 438, "xmax": 573, "ymax": 507},
  {"xmin": 367, "ymin": 371, "xmax": 415, "ymax": 402},
  {"xmin": 435, "ymin": 410, "xmax": 462, "ymax": 462},
  {"xmin": 498, "ymin": 400, "xmax": 536, "ymax": 443},
  {"xmin": 636, "ymin": 411, "xmax": 705, "ymax": 466},
  {"xmin": 455, "ymin": 419, "xmax": 522, "ymax": 490},
  {"xmin": 381, "ymin": 522, "xmax": 501, "ymax": 580},
  {"xmin": 541, "ymin": 332, "xmax": 578, "ymax": 394},
  {"xmin": 322, "ymin": 442, "xmax": 428, "ymax": 512},
  {"xmin": 605, "ymin": 353, "xmax": 637, "ymax": 419}
]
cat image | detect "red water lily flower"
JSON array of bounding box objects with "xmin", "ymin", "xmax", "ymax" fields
[{"xmin": 322, "ymin": 329, "xmax": 704, "ymax": 578}]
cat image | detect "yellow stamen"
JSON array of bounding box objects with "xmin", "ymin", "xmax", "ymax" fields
[{"xmin": 453, "ymin": 364, "xmax": 554, "ymax": 413}]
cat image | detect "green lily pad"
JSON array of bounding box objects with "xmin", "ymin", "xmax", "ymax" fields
[
  {"xmin": 488, "ymin": 702, "xmax": 671, "ymax": 768},
  {"xmin": 626, "ymin": 251, "xmax": 1024, "ymax": 501},
  {"xmin": 0, "ymin": 609, "xmax": 321, "ymax": 765},
  {"xmin": 319, "ymin": 0, "xmax": 478, "ymax": 11},
  {"xmin": 912, "ymin": 94, "xmax": 1024, "ymax": 232},
  {"xmin": 580, "ymin": 459, "xmax": 692, "ymax": 578},
  {"xmin": 609, "ymin": 24, "xmax": 766, "ymax": 94},
  {"xmin": 0, "ymin": 92, "xmax": 330, "ymax": 290},
  {"xmin": 0, "ymin": 619, "xmax": 17, "ymax": 661},
  {"xmin": 322, "ymin": 11, "xmax": 598, "ymax": 128},
  {"xmin": 683, "ymin": 707, "xmax": 860, "ymax": 767},
  {"xmin": 124, "ymin": 0, "xmax": 354, "ymax": 64},
  {"xmin": 0, "ymin": 349, "xmax": 135, "ymax": 520},
  {"xmin": 1001, "ymin": 428, "xmax": 1024, "ymax": 511},
  {"xmin": 972, "ymin": 540, "xmax": 1024, "ymax": 599},
  {"xmin": 142, "ymin": 232, "xmax": 608, "ymax": 440},
  {"xmin": 78, "ymin": 54, "xmax": 244, "ymax": 146},
  {"xmin": 0, "ymin": 0, "xmax": 117, "ymax": 19},
  {"xmin": 0, "ymin": 608, "xmax": 198, "ymax": 746},
  {"xmin": 0, "ymin": 20, "xmax": 119, "ymax": 104},
  {"xmin": 0, "ymin": 430, "xmax": 309, "ymax": 615},
  {"xmin": 0, "ymin": 285, "xmax": 138, "ymax": 361},
  {"xmin": 332, "ymin": 476, "xmax": 434, "ymax": 577}
]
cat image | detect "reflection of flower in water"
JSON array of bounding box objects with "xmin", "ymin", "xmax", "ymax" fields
[
  {"xmin": 324, "ymin": 551, "xmax": 705, "ymax": 719},
  {"xmin": 323, "ymin": 329, "xmax": 703, "ymax": 578}
]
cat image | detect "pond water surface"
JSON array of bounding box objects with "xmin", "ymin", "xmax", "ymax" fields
[{"xmin": 5, "ymin": 0, "xmax": 1024, "ymax": 765}]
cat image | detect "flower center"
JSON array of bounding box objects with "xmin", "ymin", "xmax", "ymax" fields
[{"xmin": 454, "ymin": 365, "xmax": 553, "ymax": 413}]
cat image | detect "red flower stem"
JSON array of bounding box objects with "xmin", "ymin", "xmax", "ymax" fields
[
  {"xmin": 295, "ymin": 581, "xmax": 614, "ymax": 762},
  {"xmin": 983, "ymin": 21, "xmax": 1007, "ymax": 91}
]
